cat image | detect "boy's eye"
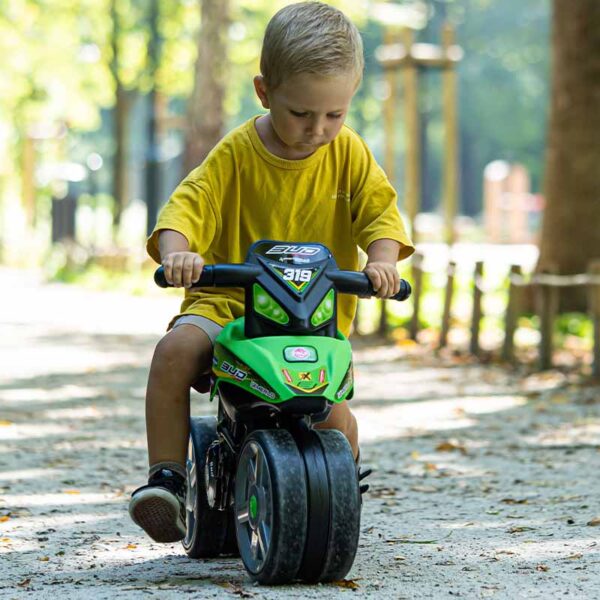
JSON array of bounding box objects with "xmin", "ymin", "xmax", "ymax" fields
[
  {"xmin": 328, "ymin": 113, "xmax": 343, "ymax": 119},
  {"xmin": 290, "ymin": 110, "xmax": 309, "ymax": 117}
]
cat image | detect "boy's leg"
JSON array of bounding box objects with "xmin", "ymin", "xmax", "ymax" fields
[
  {"xmin": 145, "ymin": 323, "xmax": 214, "ymax": 469},
  {"xmin": 129, "ymin": 322, "xmax": 213, "ymax": 543},
  {"xmin": 314, "ymin": 401, "xmax": 358, "ymax": 460}
]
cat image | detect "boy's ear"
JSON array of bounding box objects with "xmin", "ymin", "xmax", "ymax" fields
[{"xmin": 253, "ymin": 75, "xmax": 270, "ymax": 109}]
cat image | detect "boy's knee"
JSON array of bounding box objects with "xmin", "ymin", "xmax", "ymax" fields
[{"xmin": 152, "ymin": 325, "xmax": 213, "ymax": 378}]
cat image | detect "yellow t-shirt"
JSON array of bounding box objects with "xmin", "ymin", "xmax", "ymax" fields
[{"xmin": 147, "ymin": 116, "xmax": 414, "ymax": 336}]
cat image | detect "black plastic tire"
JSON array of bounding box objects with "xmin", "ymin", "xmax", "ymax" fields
[
  {"xmin": 234, "ymin": 429, "xmax": 308, "ymax": 584},
  {"xmin": 182, "ymin": 416, "xmax": 229, "ymax": 558},
  {"xmin": 315, "ymin": 429, "xmax": 361, "ymax": 582}
]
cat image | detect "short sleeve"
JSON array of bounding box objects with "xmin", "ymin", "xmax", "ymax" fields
[
  {"xmin": 146, "ymin": 179, "xmax": 220, "ymax": 263},
  {"xmin": 351, "ymin": 164, "xmax": 414, "ymax": 261}
]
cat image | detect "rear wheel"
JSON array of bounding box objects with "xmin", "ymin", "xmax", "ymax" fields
[
  {"xmin": 234, "ymin": 430, "xmax": 307, "ymax": 584},
  {"xmin": 314, "ymin": 429, "xmax": 361, "ymax": 582},
  {"xmin": 182, "ymin": 416, "xmax": 229, "ymax": 558}
]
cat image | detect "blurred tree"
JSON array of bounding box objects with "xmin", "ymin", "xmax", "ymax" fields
[
  {"xmin": 110, "ymin": 0, "xmax": 133, "ymax": 231},
  {"xmin": 183, "ymin": 0, "xmax": 230, "ymax": 173},
  {"xmin": 424, "ymin": 0, "xmax": 549, "ymax": 217},
  {"xmin": 537, "ymin": 0, "xmax": 600, "ymax": 289}
]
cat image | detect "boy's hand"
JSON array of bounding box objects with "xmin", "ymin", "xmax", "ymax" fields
[
  {"xmin": 162, "ymin": 252, "xmax": 205, "ymax": 288},
  {"xmin": 363, "ymin": 262, "xmax": 400, "ymax": 298}
]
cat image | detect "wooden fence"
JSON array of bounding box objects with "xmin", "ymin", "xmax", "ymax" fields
[{"xmin": 393, "ymin": 254, "xmax": 600, "ymax": 375}]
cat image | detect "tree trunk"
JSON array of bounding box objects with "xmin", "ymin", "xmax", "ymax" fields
[
  {"xmin": 110, "ymin": 0, "xmax": 131, "ymax": 235},
  {"xmin": 183, "ymin": 0, "xmax": 229, "ymax": 175},
  {"xmin": 537, "ymin": 0, "xmax": 600, "ymax": 308}
]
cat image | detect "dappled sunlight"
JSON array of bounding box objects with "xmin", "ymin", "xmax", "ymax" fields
[
  {"xmin": 0, "ymin": 468, "xmax": 63, "ymax": 482},
  {"xmin": 1, "ymin": 492, "xmax": 125, "ymax": 508},
  {"xmin": 522, "ymin": 421, "xmax": 600, "ymax": 448},
  {"xmin": 0, "ymin": 385, "xmax": 100, "ymax": 403},
  {"xmin": 0, "ymin": 422, "xmax": 73, "ymax": 441},
  {"xmin": 41, "ymin": 405, "xmax": 134, "ymax": 421},
  {"xmin": 356, "ymin": 394, "xmax": 527, "ymax": 443}
]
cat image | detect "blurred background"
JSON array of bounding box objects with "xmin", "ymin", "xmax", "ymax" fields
[{"xmin": 1, "ymin": 0, "xmax": 598, "ymax": 368}]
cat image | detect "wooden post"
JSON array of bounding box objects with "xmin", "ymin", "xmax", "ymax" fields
[
  {"xmin": 536, "ymin": 269, "xmax": 559, "ymax": 371},
  {"xmin": 378, "ymin": 299, "xmax": 388, "ymax": 337},
  {"xmin": 588, "ymin": 260, "xmax": 600, "ymax": 378},
  {"xmin": 383, "ymin": 28, "xmax": 398, "ymax": 187},
  {"xmin": 502, "ymin": 265, "xmax": 522, "ymax": 363},
  {"xmin": 470, "ymin": 261, "xmax": 484, "ymax": 356},
  {"xmin": 439, "ymin": 260, "xmax": 456, "ymax": 348},
  {"xmin": 441, "ymin": 23, "xmax": 459, "ymax": 246},
  {"xmin": 403, "ymin": 27, "xmax": 420, "ymax": 242},
  {"xmin": 409, "ymin": 252, "xmax": 423, "ymax": 340}
]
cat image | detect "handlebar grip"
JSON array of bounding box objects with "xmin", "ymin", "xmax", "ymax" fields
[
  {"xmin": 154, "ymin": 264, "xmax": 261, "ymax": 288},
  {"xmin": 154, "ymin": 265, "xmax": 215, "ymax": 288},
  {"xmin": 327, "ymin": 271, "xmax": 411, "ymax": 301}
]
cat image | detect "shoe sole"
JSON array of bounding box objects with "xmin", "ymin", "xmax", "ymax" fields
[{"xmin": 129, "ymin": 488, "xmax": 186, "ymax": 543}]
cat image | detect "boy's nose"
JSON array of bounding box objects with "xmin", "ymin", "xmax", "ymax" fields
[{"xmin": 308, "ymin": 117, "xmax": 326, "ymax": 137}]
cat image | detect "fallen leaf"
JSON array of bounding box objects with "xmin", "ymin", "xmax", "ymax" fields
[
  {"xmin": 587, "ymin": 517, "xmax": 600, "ymax": 527},
  {"xmin": 332, "ymin": 579, "xmax": 360, "ymax": 590},
  {"xmin": 410, "ymin": 450, "xmax": 420, "ymax": 460},
  {"xmin": 501, "ymin": 498, "xmax": 529, "ymax": 505},
  {"xmin": 566, "ymin": 553, "xmax": 583, "ymax": 560},
  {"xmin": 125, "ymin": 543, "xmax": 137, "ymax": 550},
  {"xmin": 17, "ymin": 578, "xmax": 31, "ymax": 587},
  {"xmin": 62, "ymin": 489, "xmax": 81, "ymax": 495},
  {"xmin": 1, "ymin": 537, "xmax": 11, "ymax": 543},
  {"xmin": 394, "ymin": 555, "xmax": 407, "ymax": 561},
  {"xmin": 410, "ymin": 485, "xmax": 438, "ymax": 493},
  {"xmin": 217, "ymin": 582, "xmax": 254, "ymax": 598},
  {"xmin": 0, "ymin": 515, "xmax": 10, "ymax": 522},
  {"xmin": 508, "ymin": 526, "xmax": 535, "ymax": 534},
  {"xmin": 435, "ymin": 440, "xmax": 467, "ymax": 455},
  {"xmin": 424, "ymin": 463, "xmax": 438, "ymax": 472},
  {"xmin": 0, "ymin": 420, "xmax": 13, "ymax": 426},
  {"xmin": 536, "ymin": 564, "xmax": 549, "ymax": 572},
  {"xmin": 386, "ymin": 532, "xmax": 453, "ymax": 545},
  {"xmin": 39, "ymin": 556, "xmax": 50, "ymax": 562}
]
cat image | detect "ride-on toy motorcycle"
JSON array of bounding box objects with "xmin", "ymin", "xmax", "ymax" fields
[{"xmin": 155, "ymin": 240, "xmax": 411, "ymax": 584}]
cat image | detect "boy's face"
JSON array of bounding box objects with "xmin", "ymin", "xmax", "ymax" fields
[{"xmin": 254, "ymin": 72, "xmax": 358, "ymax": 159}]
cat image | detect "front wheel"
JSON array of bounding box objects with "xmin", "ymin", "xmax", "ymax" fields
[{"xmin": 234, "ymin": 429, "xmax": 308, "ymax": 584}]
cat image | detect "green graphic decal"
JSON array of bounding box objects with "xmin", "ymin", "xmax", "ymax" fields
[
  {"xmin": 335, "ymin": 364, "xmax": 354, "ymax": 401},
  {"xmin": 253, "ymin": 284, "xmax": 289, "ymax": 325},
  {"xmin": 311, "ymin": 288, "xmax": 335, "ymax": 327},
  {"xmin": 281, "ymin": 366, "xmax": 329, "ymax": 395},
  {"xmin": 212, "ymin": 343, "xmax": 279, "ymax": 402}
]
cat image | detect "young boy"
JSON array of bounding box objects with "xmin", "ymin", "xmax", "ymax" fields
[{"xmin": 129, "ymin": 1, "xmax": 414, "ymax": 543}]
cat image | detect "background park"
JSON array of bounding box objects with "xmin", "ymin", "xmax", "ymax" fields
[{"xmin": 1, "ymin": 0, "xmax": 600, "ymax": 597}]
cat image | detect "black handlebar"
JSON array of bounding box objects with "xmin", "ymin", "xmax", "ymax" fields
[
  {"xmin": 154, "ymin": 264, "xmax": 262, "ymax": 289},
  {"xmin": 154, "ymin": 264, "xmax": 411, "ymax": 302},
  {"xmin": 326, "ymin": 270, "xmax": 411, "ymax": 301}
]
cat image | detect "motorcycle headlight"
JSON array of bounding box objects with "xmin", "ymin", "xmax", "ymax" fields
[
  {"xmin": 253, "ymin": 284, "xmax": 289, "ymax": 325},
  {"xmin": 310, "ymin": 288, "xmax": 335, "ymax": 327}
]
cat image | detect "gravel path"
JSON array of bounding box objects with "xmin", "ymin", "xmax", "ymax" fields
[{"xmin": 1, "ymin": 268, "xmax": 599, "ymax": 599}]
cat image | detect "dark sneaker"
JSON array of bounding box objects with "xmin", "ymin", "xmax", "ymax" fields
[{"xmin": 129, "ymin": 469, "xmax": 186, "ymax": 543}]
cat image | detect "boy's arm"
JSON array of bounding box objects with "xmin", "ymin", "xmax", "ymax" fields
[
  {"xmin": 363, "ymin": 238, "xmax": 401, "ymax": 299},
  {"xmin": 159, "ymin": 229, "xmax": 205, "ymax": 288}
]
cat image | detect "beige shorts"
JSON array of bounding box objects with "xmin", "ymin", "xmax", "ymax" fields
[{"xmin": 171, "ymin": 315, "xmax": 224, "ymax": 347}]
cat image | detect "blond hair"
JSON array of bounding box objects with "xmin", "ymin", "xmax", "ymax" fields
[{"xmin": 260, "ymin": 1, "xmax": 364, "ymax": 90}]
